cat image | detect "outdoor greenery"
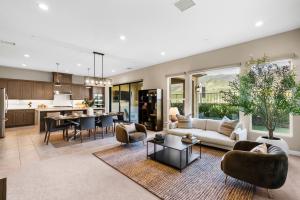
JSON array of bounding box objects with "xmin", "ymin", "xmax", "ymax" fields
[
  {"xmin": 198, "ymin": 103, "xmax": 239, "ymax": 120},
  {"xmin": 222, "ymin": 56, "xmax": 300, "ymax": 139},
  {"xmin": 170, "ymin": 102, "xmax": 184, "ymax": 115}
]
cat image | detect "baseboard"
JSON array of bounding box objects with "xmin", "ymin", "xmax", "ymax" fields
[{"xmin": 288, "ymin": 150, "xmax": 300, "ymax": 156}]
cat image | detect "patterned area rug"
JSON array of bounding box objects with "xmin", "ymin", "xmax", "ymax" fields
[{"xmin": 93, "ymin": 144, "xmax": 254, "ymax": 200}]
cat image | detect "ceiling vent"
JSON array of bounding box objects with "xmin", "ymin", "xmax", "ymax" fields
[{"xmin": 174, "ymin": 0, "xmax": 196, "ymax": 12}]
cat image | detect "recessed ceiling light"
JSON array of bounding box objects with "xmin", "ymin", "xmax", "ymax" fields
[
  {"xmin": 255, "ymin": 20, "xmax": 264, "ymax": 27},
  {"xmin": 22, "ymin": 64, "xmax": 27, "ymax": 67},
  {"xmin": 112, "ymin": 69, "xmax": 115, "ymax": 73},
  {"xmin": 24, "ymin": 54, "xmax": 30, "ymax": 58},
  {"xmin": 77, "ymin": 63, "xmax": 81, "ymax": 66},
  {"xmin": 120, "ymin": 35, "xmax": 126, "ymax": 41},
  {"xmin": 160, "ymin": 51, "xmax": 166, "ymax": 56},
  {"xmin": 38, "ymin": 3, "xmax": 49, "ymax": 11}
]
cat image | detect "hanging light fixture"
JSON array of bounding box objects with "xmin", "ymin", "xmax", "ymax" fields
[
  {"xmin": 85, "ymin": 51, "xmax": 112, "ymax": 87},
  {"xmin": 85, "ymin": 68, "xmax": 92, "ymax": 88},
  {"xmin": 54, "ymin": 62, "xmax": 62, "ymax": 87}
]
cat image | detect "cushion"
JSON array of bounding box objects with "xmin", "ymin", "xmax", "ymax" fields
[
  {"xmin": 169, "ymin": 122, "xmax": 178, "ymax": 129},
  {"xmin": 250, "ymin": 143, "xmax": 268, "ymax": 154},
  {"xmin": 123, "ymin": 123, "xmax": 136, "ymax": 133},
  {"xmin": 206, "ymin": 119, "xmax": 222, "ymax": 132},
  {"xmin": 219, "ymin": 117, "xmax": 238, "ymax": 136},
  {"xmin": 176, "ymin": 114, "xmax": 192, "ymax": 129},
  {"xmin": 192, "ymin": 118, "xmax": 207, "ymax": 130},
  {"xmin": 129, "ymin": 132, "xmax": 146, "ymax": 142},
  {"xmin": 230, "ymin": 128, "xmax": 240, "ymax": 140}
]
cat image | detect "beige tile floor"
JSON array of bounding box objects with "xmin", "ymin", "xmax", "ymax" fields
[{"xmin": 0, "ymin": 126, "xmax": 300, "ymax": 200}]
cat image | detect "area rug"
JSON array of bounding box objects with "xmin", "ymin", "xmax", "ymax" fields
[{"xmin": 93, "ymin": 144, "xmax": 254, "ymax": 200}]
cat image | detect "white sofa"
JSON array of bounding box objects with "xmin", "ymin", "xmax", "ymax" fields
[{"xmin": 167, "ymin": 118, "xmax": 247, "ymax": 150}]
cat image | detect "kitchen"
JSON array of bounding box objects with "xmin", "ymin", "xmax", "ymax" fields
[{"xmin": 0, "ymin": 66, "xmax": 109, "ymax": 137}]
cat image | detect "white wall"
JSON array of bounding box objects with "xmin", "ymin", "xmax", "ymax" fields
[{"xmin": 110, "ymin": 28, "xmax": 300, "ymax": 151}]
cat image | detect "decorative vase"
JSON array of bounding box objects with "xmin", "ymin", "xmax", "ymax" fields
[
  {"xmin": 256, "ymin": 136, "xmax": 289, "ymax": 154},
  {"xmin": 87, "ymin": 107, "xmax": 94, "ymax": 116}
]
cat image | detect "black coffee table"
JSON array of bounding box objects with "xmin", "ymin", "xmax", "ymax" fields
[{"xmin": 147, "ymin": 134, "xmax": 201, "ymax": 172}]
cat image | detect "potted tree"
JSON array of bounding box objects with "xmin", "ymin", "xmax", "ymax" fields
[
  {"xmin": 222, "ymin": 56, "xmax": 300, "ymax": 153},
  {"xmin": 83, "ymin": 98, "xmax": 95, "ymax": 116}
]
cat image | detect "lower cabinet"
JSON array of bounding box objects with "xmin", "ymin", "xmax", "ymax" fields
[{"xmin": 5, "ymin": 109, "xmax": 35, "ymax": 128}]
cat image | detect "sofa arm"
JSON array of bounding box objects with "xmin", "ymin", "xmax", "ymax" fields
[
  {"xmin": 221, "ymin": 150, "xmax": 288, "ymax": 189},
  {"xmin": 116, "ymin": 125, "xmax": 130, "ymax": 143},
  {"xmin": 235, "ymin": 128, "xmax": 247, "ymax": 141}
]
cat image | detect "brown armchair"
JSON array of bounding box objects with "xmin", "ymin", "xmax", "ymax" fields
[
  {"xmin": 221, "ymin": 141, "xmax": 288, "ymax": 193},
  {"xmin": 116, "ymin": 123, "xmax": 147, "ymax": 144}
]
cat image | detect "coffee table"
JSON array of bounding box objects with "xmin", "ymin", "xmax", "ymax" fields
[{"xmin": 147, "ymin": 134, "xmax": 201, "ymax": 172}]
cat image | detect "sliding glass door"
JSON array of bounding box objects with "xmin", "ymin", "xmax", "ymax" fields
[{"xmin": 110, "ymin": 81, "xmax": 143, "ymax": 122}]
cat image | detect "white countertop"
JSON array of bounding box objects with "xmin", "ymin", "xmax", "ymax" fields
[{"xmin": 36, "ymin": 107, "xmax": 105, "ymax": 112}]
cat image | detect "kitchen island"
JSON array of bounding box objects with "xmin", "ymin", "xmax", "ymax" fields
[{"xmin": 36, "ymin": 107, "xmax": 105, "ymax": 132}]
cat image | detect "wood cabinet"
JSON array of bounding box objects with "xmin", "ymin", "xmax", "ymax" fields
[
  {"xmin": 0, "ymin": 79, "xmax": 7, "ymax": 89},
  {"xmin": 44, "ymin": 82, "xmax": 54, "ymax": 100},
  {"xmin": 5, "ymin": 109, "xmax": 35, "ymax": 128},
  {"xmin": 53, "ymin": 73, "xmax": 72, "ymax": 84},
  {"xmin": 33, "ymin": 82, "xmax": 54, "ymax": 100},
  {"xmin": 21, "ymin": 80, "xmax": 33, "ymax": 99},
  {"xmin": 7, "ymin": 80, "xmax": 22, "ymax": 99},
  {"xmin": 71, "ymin": 85, "xmax": 91, "ymax": 100}
]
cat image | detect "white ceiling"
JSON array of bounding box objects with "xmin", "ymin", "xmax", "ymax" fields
[{"xmin": 0, "ymin": 0, "xmax": 299, "ymax": 77}]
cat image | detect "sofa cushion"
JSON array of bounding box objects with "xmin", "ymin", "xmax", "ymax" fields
[
  {"xmin": 123, "ymin": 123, "xmax": 136, "ymax": 133},
  {"xmin": 176, "ymin": 114, "xmax": 192, "ymax": 129},
  {"xmin": 206, "ymin": 119, "xmax": 222, "ymax": 132},
  {"xmin": 250, "ymin": 143, "xmax": 268, "ymax": 154},
  {"xmin": 129, "ymin": 132, "xmax": 146, "ymax": 142},
  {"xmin": 167, "ymin": 128, "xmax": 235, "ymax": 147},
  {"xmin": 192, "ymin": 118, "xmax": 207, "ymax": 130}
]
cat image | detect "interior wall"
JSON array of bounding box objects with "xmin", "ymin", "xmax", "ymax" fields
[{"xmin": 110, "ymin": 28, "xmax": 300, "ymax": 151}]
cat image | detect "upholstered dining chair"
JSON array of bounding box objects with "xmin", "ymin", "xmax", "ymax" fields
[
  {"xmin": 44, "ymin": 117, "xmax": 70, "ymax": 145},
  {"xmin": 96, "ymin": 115, "xmax": 114, "ymax": 138},
  {"xmin": 73, "ymin": 116, "xmax": 96, "ymax": 142}
]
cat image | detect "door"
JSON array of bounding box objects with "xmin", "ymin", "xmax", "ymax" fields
[
  {"xmin": 44, "ymin": 83, "xmax": 54, "ymax": 100},
  {"xmin": 33, "ymin": 82, "xmax": 44, "ymax": 99},
  {"xmin": 0, "ymin": 79, "xmax": 7, "ymax": 89},
  {"xmin": 130, "ymin": 82, "xmax": 143, "ymax": 123},
  {"xmin": 5, "ymin": 110, "xmax": 15, "ymax": 127},
  {"xmin": 14, "ymin": 110, "xmax": 24, "ymax": 126},
  {"xmin": 120, "ymin": 84, "xmax": 130, "ymax": 121},
  {"xmin": 21, "ymin": 80, "xmax": 33, "ymax": 99},
  {"xmin": 111, "ymin": 85, "xmax": 120, "ymax": 113},
  {"xmin": 23, "ymin": 110, "xmax": 35, "ymax": 125},
  {"xmin": 7, "ymin": 80, "xmax": 22, "ymax": 99}
]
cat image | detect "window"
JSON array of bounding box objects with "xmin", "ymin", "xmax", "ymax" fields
[
  {"xmin": 169, "ymin": 76, "xmax": 185, "ymax": 115},
  {"xmin": 110, "ymin": 81, "xmax": 143, "ymax": 122},
  {"xmin": 192, "ymin": 67, "xmax": 240, "ymax": 120},
  {"xmin": 251, "ymin": 59, "xmax": 292, "ymax": 136}
]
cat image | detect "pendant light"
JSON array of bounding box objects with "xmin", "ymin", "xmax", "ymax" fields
[
  {"xmin": 85, "ymin": 68, "xmax": 92, "ymax": 88},
  {"xmin": 54, "ymin": 62, "xmax": 62, "ymax": 87}
]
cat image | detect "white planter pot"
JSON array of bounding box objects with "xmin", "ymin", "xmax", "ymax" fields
[
  {"xmin": 87, "ymin": 107, "xmax": 94, "ymax": 116},
  {"xmin": 256, "ymin": 136, "xmax": 289, "ymax": 154}
]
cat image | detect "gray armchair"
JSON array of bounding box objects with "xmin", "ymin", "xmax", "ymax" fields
[
  {"xmin": 221, "ymin": 141, "xmax": 288, "ymax": 192},
  {"xmin": 116, "ymin": 123, "xmax": 147, "ymax": 144}
]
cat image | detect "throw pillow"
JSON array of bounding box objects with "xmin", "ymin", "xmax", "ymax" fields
[
  {"xmin": 123, "ymin": 123, "xmax": 136, "ymax": 133},
  {"xmin": 176, "ymin": 114, "xmax": 192, "ymax": 129},
  {"xmin": 206, "ymin": 119, "xmax": 222, "ymax": 132},
  {"xmin": 250, "ymin": 143, "xmax": 268, "ymax": 154},
  {"xmin": 219, "ymin": 117, "xmax": 238, "ymax": 137},
  {"xmin": 230, "ymin": 128, "xmax": 240, "ymax": 140}
]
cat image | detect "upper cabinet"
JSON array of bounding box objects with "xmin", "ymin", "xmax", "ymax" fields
[
  {"xmin": 53, "ymin": 72, "xmax": 72, "ymax": 85},
  {"xmin": 0, "ymin": 79, "xmax": 7, "ymax": 89},
  {"xmin": 7, "ymin": 79, "xmax": 22, "ymax": 99},
  {"xmin": 71, "ymin": 84, "xmax": 91, "ymax": 100},
  {"xmin": 21, "ymin": 80, "xmax": 33, "ymax": 99}
]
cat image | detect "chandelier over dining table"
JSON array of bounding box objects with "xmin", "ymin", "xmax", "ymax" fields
[{"xmin": 85, "ymin": 51, "xmax": 112, "ymax": 87}]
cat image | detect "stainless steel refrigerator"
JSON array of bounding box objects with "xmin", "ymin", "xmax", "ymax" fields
[{"xmin": 0, "ymin": 88, "xmax": 8, "ymax": 138}]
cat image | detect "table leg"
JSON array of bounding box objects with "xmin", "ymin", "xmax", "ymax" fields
[
  {"xmin": 180, "ymin": 150, "xmax": 182, "ymax": 171},
  {"xmin": 154, "ymin": 143, "xmax": 156, "ymax": 160},
  {"xmin": 186, "ymin": 148, "xmax": 188, "ymax": 165},
  {"xmin": 200, "ymin": 142, "xmax": 202, "ymax": 159},
  {"xmin": 146, "ymin": 141, "xmax": 148, "ymax": 159}
]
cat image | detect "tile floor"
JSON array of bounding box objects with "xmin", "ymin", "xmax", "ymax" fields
[{"xmin": 0, "ymin": 126, "xmax": 300, "ymax": 200}]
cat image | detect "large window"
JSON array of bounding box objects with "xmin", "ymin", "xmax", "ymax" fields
[
  {"xmin": 110, "ymin": 81, "xmax": 143, "ymax": 122},
  {"xmin": 192, "ymin": 67, "xmax": 240, "ymax": 120},
  {"xmin": 250, "ymin": 59, "xmax": 292, "ymax": 136},
  {"xmin": 170, "ymin": 76, "xmax": 185, "ymax": 115}
]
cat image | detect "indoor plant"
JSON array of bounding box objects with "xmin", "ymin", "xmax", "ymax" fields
[
  {"xmin": 222, "ymin": 56, "xmax": 300, "ymax": 153},
  {"xmin": 83, "ymin": 98, "xmax": 95, "ymax": 116}
]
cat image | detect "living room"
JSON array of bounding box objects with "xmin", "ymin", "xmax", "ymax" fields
[{"xmin": 0, "ymin": 0, "xmax": 300, "ymax": 200}]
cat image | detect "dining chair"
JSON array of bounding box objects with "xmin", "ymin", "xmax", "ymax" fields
[
  {"xmin": 44, "ymin": 117, "xmax": 70, "ymax": 145},
  {"xmin": 96, "ymin": 115, "xmax": 114, "ymax": 139},
  {"xmin": 73, "ymin": 116, "xmax": 96, "ymax": 143}
]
